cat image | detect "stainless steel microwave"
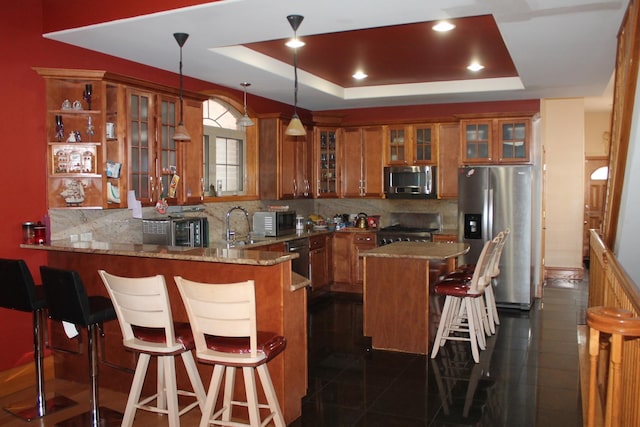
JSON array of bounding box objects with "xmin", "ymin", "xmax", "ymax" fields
[
  {"xmin": 142, "ymin": 217, "xmax": 208, "ymax": 247},
  {"xmin": 384, "ymin": 165, "xmax": 437, "ymax": 199},
  {"xmin": 252, "ymin": 211, "xmax": 297, "ymax": 237}
]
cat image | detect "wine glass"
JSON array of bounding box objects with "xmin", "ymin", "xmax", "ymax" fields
[
  {"xmin": 55, "ymin": 115, "xmax": 64, "ymax": 141},
  {"xmin": 83, "ymin": 84, "xmax": 92, "ymax": 110}
]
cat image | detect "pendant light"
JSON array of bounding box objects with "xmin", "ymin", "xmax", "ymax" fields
[
  {"xmin": 173, "ymin": 32, "xmax": 191, "ymax": 142},
  {"xmin": 236, "ymin": 82, "xmax": 255, "ymax": 128},
  {"xmin": 284, "ymin": 14, "xmax": 306, "ymax": 136}
]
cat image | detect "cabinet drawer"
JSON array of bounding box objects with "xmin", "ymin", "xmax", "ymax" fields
[
  {"xmin": 353, "ymin": 233, "xmax": 377, "ymax": 245},
  {"xmin": 309, "ymin": 234, "xmax": 326, "ymax": 250}
]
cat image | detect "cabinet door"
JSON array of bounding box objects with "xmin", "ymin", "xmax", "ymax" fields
[
  {"xmin": 341, "ymin": 128, "xmax": 364, "ymax": 197},
  {"xmin": 314, "ymin": 127, "xmax": 339, "ymax": 197},
  {"xmin": 413, "ymin": 124, "xmax": 436, "ymax": 165},
  {"xmin": 157, "ymin": 95, "xmax": 180, "ymax": 203},
  {"xmin": 387, "ymin": 125, "xmax": 408, "ymax": 165},
  {"xmin": 362, "ymin": 126, "xmax": 384, "ymax": 197},
  {"xmin": 352, "ymin": 232, "xmax": 377, "ymax": 284},
  {"xmin": 497, "ymin": 118, "xmax": 530, "ymax": 163},
  {"xmin": 332, "ymin": 233, "xmax": 352, "ymax": 284},
  {"xmin": 461, "ymin": 119, "xmax": 492, "ymax": 163},
  {"xmin": 128, "ymin": 89, "xmax": 155, "ymax": 203},
  {"xmin": 310, "ymin": 235, "xmax": 329, "ymax": 291},
  {"xmin": 437, "ymin": 123, "xmax": 460, "ymax": 199},
  {"xmin": 280, "ymin": 128, "xmax": 297, "ymax": 199}
]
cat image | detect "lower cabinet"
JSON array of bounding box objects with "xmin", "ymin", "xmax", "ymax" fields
[
  {"xmin": 331, "ymin": 230, "xmax": 377, "ymax": 292},
  {"xmin": 309, "ymin": 234, "xmax": 330, "ymax": 292}
]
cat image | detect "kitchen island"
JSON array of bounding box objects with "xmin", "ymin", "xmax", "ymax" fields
[
  {"xmin": 361, "ymin": 241, "xmax": 469, "ymax": 354},
  {"xmin": 23, "ymin": 241, "xmax": 309, "ymax": 424}
]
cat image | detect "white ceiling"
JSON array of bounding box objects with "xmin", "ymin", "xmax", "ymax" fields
[{"xmin": 44, "ymin": 0, "xmax": 625, "ymax": 112}]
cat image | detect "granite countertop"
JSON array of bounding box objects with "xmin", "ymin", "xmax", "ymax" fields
[
  {"xmin": 21, "ymin": 241, "xmax": 298, "ymax": 266},
  {"xmin": 360, "ymin": 241, "xmax": 469, "ymax": 260}
]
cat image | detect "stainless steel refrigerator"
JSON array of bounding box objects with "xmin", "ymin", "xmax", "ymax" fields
[{"xmin": 457, "ymin": 165, "xmax": 538, "ymax": 310}]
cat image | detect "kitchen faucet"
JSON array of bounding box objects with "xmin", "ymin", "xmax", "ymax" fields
[{"xmin": 225, "ymin": 206, "xmax": 250, "ymax": 242}]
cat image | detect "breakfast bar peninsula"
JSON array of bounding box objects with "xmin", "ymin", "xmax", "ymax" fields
[
  {"xmin": 24, "ymin": 241, "xmax": 309, "ymax": 424},
  {"xmin": 361, "ymin": 241, "xmax": 469, "ymax": 354}
]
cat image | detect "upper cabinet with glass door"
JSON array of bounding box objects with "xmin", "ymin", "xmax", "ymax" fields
[
  {"xmin": 460, "ymin": 117, "xmax": 532, "ymax": 164},
  {"xmin": 385, "ymin": 124, "xmax": 436, "ymax": 166},
  {"xmin": 313, "ymin": 127, "xmax": 339, "ymax": 197}
]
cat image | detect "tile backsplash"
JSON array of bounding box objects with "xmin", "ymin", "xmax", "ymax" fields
[{"xmin": 49, "ymin": 198, "xmax": 457, "ymax": 244}]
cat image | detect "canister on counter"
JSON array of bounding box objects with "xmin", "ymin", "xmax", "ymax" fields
[
  {"xmin": 34, "ymin": 222, "xmax": 47, "ymax": 245},
  {"xmin": 22, "ymin": 222, "xmax": 35, "ymax": 244}
]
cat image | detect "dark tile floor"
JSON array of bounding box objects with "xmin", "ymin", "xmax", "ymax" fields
[{"xmin": 291, "ymin": 276, "xmax": 588, "ymax": 427}]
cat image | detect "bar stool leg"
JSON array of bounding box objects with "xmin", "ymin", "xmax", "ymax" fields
[
  {"xmin": 55, "ymin": 324, "xmax": 123, "ymax": 427},
  {"xmin": 4, "ymin": 308, "xmax": 76, "ymax": 421}
]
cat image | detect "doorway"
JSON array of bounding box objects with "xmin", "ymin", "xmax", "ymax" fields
[{"xmin": 583, "ymin": 158, "xmax": 608, "ymax": 261}]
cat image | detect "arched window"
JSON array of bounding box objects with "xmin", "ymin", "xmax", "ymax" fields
[
  {"xmin": 591, "ymin": 166, "xmax": 609, "ymax": 181},
  {"xmin": 202, "ymin": 98, "xmax": 246, "ymax": 196}
]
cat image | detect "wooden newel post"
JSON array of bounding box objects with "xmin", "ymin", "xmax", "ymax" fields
[{"xmin": 586, "ymin": 306, "xmax": 640, "ymax": 427}]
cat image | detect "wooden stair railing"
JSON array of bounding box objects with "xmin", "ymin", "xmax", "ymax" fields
[{"xmin": 586, "ymin": 306, "xmax": 640, "ymax": 427}]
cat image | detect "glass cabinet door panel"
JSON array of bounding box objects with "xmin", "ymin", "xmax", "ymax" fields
[
  {"xmin": 464, "ymin": 122, "xmax": 490, "ymax": 159},
  {"xmin": 129, "ymin": 92, "xmax": 151, "ymax": 199},
  {"xmin": 317, "ymin": 129, "xmax": 338, "ymax": 195},
  {"xmin": 159, "ymin": 98, "xmax": 178, "ymax": 197},
  {"xmin": 501, "ymin": 121, "xmax": 527, "ymax": 160},
  {"xmin": 415, "ymin": 126, "xmax": 433, "ymax": 163},
  {"xmin": 388, "ymin": 128, "xmax": 405, "ymax": 162}
]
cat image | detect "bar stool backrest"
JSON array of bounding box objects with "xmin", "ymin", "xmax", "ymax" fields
[
  {"xmin": 40, "ymin": 266, "xmax": 93, "ymax": 326},
  {"xmin": 467, "ymin": 238, "xmax": 499, "ymax": 294},
  {"xmin": 0, "ymin": 258, "xmax": 43, "ymax": 312},
  {"xmin": 489, "ymin": 228, "xmax": 510, "ymax": 278},
  {"xmin": 98, "ymin": 271, "xmax": 180, "ymax": 353},
  {"xmin": 175, "ymin": 277, "xmax": 261, "ymax": 363}
]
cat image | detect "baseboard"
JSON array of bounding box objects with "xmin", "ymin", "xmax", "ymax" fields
[
  {"xmin": 0, "ymin": 356, "xmax": 54, "ymax": 398},
  {"xmin": 545, "ymin": 266, "xmax": 585, "ymax": 280}
]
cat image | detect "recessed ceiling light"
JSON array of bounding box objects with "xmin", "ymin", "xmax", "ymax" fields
[
  {"xmin": 285, "ymin": 38, "xmax": 305, "ymax": 48},
  {"xmin": 352, "ymin": 71, "xmax": 368, "ymax": 80},
  {"xmin": 467, "ymin": 62, "xmax": 485, "ymax": 72},
  {"xmin": 433, "ymin": 21, "xmax": 455, "ymax": 32}
]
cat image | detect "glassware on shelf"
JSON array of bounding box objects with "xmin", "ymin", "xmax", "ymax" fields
[
  {"xmin": 83, "ymin": 84, "xmax": 92, "ymax": 110},
  {"xmin": 86, "ymin": 116, "xmax": 95, "ymax": 137},
  {"xmin": 55, "ymin": 115, "xmax": 64, "ymax": 141}
]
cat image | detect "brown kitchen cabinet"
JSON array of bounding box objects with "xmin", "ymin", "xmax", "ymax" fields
[
  {"xmin": 37, "ymin": 67, "xmax": 206, "ymax": 209},
  {"xmin": 331, "ymin": 230, "xmax": 377, "ymax": 292},
  {"xmin": 309, "ymin": 234, "xmax": 330, "ymax": 292},
  {"xmin": 353, "ymin": 232, "xmax": 377, "ymax": 284},
  {"xmin": 432, "ymin": 233, "xmax": 458, "ymax": 243},
  {"xmin": 341, "ymin": 126, "xmax": 384, "ymax": 197},
  {"xmin": 437, "ymin": 122, "xmax": 460, "ymax": 199},
  {"xmin": 313, "ymin": 127, "xmax": 340, "ymax": 197},
  {"xmin": 259, "ymin": 114, "xmax": 312, "ymax": 200},
  {"xmin": 460, "ymin": 117, "xmax": 532, "ymax": 164},
  {"xmin": 386, "ymin": 124, "xmax": 436, "ymax": 166}
]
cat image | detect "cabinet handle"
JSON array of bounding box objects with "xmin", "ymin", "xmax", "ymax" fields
[
  {"xmin": 293, "ymin": 178, "xmax": 298, "ymax": 197},
  {"xmin": 316, "ymin": 179, "xmax": 320, "ymax": 197},
  {"xmin": 303, "ymin": 179, "xmax": 309, "ymax": 197}
]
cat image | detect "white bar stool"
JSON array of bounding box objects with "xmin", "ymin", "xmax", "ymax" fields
[
  {"xmin": 98, "ymin": 270, "xmax": 206, "ymax": 427},
  {"xmin": 175, "ymin": 276, "xmax": 286, "ymax": 427}
]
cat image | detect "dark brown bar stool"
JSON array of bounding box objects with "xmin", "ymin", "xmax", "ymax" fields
[
  {"xmin": 0, "ymin": 258, "xmax": 76, "ymax": 421},
  {"xmin": 40, "ymin": 266, "xmax": 123, "ymax": 427}
]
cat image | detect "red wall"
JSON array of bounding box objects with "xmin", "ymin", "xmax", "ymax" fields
[{"xmin": 1, "ymin": 1, "xmax": 539, "ymax": 372}]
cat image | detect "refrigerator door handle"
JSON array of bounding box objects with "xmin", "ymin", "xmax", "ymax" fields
[{"xmin": 486, "ymin": 188, "xmax": 494, "ymax": 240}]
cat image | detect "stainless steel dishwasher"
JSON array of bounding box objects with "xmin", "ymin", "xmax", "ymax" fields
[{"xmin": 286, "ymin": 238, "xmax": 309, "ymax": 279}]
